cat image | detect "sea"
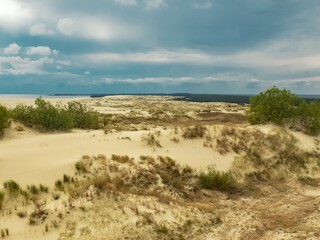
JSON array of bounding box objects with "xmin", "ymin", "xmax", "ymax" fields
[{"xmin": 0, "ymin": 94, "xmax": 90, "ymax": 99}]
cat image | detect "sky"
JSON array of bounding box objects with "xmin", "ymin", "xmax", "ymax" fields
[{"xmin": 0, "ymin": 0, "xmax": 319, "ymax": 94}]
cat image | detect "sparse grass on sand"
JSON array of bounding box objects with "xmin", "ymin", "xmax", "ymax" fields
[{"xmin": 141, "ymin": 132, "xmax": 162, "ymax": 148}]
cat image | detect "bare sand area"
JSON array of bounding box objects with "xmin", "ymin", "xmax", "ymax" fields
[{"xmin": 0, "ymin": 95, "xmax": 320, "ymax": 240}]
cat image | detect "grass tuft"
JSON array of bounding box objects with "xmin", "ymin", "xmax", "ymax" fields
[
  {"xmin": 3, "ymin": 180, "xmax": 20, "ymax": 197},
  {"xmin": 182, "ymin": 125, "xmax": 207, "ymax": 139}
]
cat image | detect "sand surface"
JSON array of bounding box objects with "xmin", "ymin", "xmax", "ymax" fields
[{"xmin": 0, "ymin": 124, "xmax": 234, "ymax": 188}]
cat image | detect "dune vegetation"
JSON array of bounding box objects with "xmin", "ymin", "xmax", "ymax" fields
[
  {"xmin": 0, "ymin": 89, "xmax": 319, "ymax": 239},
  {"xmin": 10, "ymin": 98, "xmax": 99, "ymax": 131},
  {"xmin": 0, "ymin": 105, "xmax": 9, "ymax": 137},
  {"xmin": 248, "ymin": 86, "xmax": 320, "ymax": 135}
]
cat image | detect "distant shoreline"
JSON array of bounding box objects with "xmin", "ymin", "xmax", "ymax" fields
[
  {"xmin": 52, "ymin": 93, "xmax": 320, "ymax": 104},
  {"xmin": 0, "ymin": 93, "xmax": 319, "ymax": 104}
]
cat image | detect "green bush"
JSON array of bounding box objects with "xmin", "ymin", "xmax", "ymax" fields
[
  {"xmin": 67, "ymin": 101, "xmax": 99, "ymax": 129},
  {"xmin": 199, "ymin": 166, "xmax": 236, "ymax": 192},
  {"xmin": 0, "ymin": 105, "xmax": 10, "ymax": 137},
  {"xmin": 11, "ymin": 98, "xmax": 100, "ymax": 131},
  {"xmin": 247, "ymin": 86, "xmax": 302, "ymax": 125},
  {"xmin": 295, "ymin": 100, "xmax": 320, "ymax": 135},
  {"xmin": 11, "ymin": 98, "xmax": 73, "ymax": 131},
  {"xmin": 248, "ymin": 86, "xmax": 320, "ymax": 135}
]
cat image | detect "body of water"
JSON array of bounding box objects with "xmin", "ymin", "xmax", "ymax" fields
[{"xmin": 0, "ymin": 94, "xmax": 90, "ymax": 99}]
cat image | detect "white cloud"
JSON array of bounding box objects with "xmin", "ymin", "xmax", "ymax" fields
[
  {"xmin": 0, "ymin": 0, "xmax": 33, "ymax": 30},
  {"xmin": 25, "ymin": 46, "xmax": 52, "ymax": 56},
  {"xmin": 84, "ymin": 71, "xmax": 91, "ymax": 75},
  {"xmin": 192, "ymin": 1, "xmax": 212, "ymax": 9},
  {"xmin": 52, "ymin": 49, "xmax": 59, "ymax": 55},
  {"xmin": 57, "ymin": 18, "xmax": 75, "ymax": 36},
  {"xmin": 56, "ymin": 60, "xmax": 71, "ymax": 66},
  {"xmin": 115, "ymin": 0, "xmax": 137, "ymax": 6},
  {"xmin": 144, "ymin": 0, "xmax": 166, "ymax": 10},
  {"xmin": 3, "ymin": 43, "xmax": 21, "ymax": 55},
  {"xmin": 83, "ymin": 43, "xmax": 320, "ymax": 71},
  {"xmin": 57, "ymin": 16, "xmax": 138, "ymax": 41},
  {"xmin": 56, "ymin": 65, "xmax": 62, "ymax": 70},
  {"xmin": 29, "ymin": 23, "xmax": 54, "ymax": 36},
  {"xmin": 0, "ymin": 56, "xmax": 54, "ymax": 75},
  {"xmin": 276, "ymin": 76, "xmax": 320, "ymax": 84},
  {"xmin": 85, "ymin": 50, "xmax": 211, "ymax": 64},
  {"xmin": 103, "ymin": 76, "xmax": 228, "ymax": 84}
]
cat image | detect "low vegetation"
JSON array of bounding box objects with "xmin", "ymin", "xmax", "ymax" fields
[
  {"xmin": 0, "ymin": 192, "xmax": 4, "ymax": 209},
  {"xmin": 11, "ymin": 98, "xmax": 99, "ymax": 131},
  {"xmin": 111, "ymin": 154, "xmax": 134, "ymax": 164},
  {"xmin": 248, "ymin": 86, "xmax": 320, "ymax": 135},
  {"xmin": 0, "ymin": 105, "xmax": 9, "ymax": 137},
  {"xmin": 141, "ymin": 132, "xmax": 162, "ymax": 148},
  {"xmin": 182, "ymin": 124, "xmax": 207, "ymax": 139},
  {"xmin": 3, "ymin": 180, "xmax": 20, "ymax": 197},
  {"xmin": 66, "ymin": 101, "xmax": 99, "ymax": 129},
  {"xmin": 199, "ymin": 166, "xmax": 237, "ymax": 192}
]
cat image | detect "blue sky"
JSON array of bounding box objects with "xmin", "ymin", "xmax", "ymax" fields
[{"xmin": 0, "ymin": 0, "xmax": 319, "ymax": 94}]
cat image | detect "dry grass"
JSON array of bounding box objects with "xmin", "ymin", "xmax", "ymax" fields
[
  {"xmin": 141, "ymin": 133, "xmax": 162, "ymax": 148},
  {"xmin": 182, "ymin": 125, "xmax": 207, "ymax": 139},
  {"xmin": 111, "ymin": 154, "xmax": 134, "ymax": 164},
  {"xmin": 170, "ymin": 136, "xmax": 180, "ymax": 143}
]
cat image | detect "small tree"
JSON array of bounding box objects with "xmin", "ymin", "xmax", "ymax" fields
[
  {"xmin": 248, "ymin": 86, "xmax": 320, "ymax": 135},
  {"xmin": 248, "ymin": 86, "xmax": 302, "ymax": 125}
]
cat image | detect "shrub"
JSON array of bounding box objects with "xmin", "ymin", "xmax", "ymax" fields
[
  {"xmin": 11, "ymin": 98, "xmax": 73, "ymax": 131},
  {"xmin": 67, "ymin": 101, "xmax": 99, "ymax": 129},
  {"xmin": 248, "ymin": 86, "xmax": 320, "ymax": 135},
  {"xmin": 0, "ymin": 105, "xmax": 9, "ymax": 137},
  {"xmin": 199, "ymin": 166, "xmax": 236, "ymax": 192},
  {"xmin": 11, "ymin": 98, "xmax": 100, "ymax": 131},
  {"xmin": 295, "ymin": 100, "xmax": 320, "ymax": 135},
  {"xmin": 247, "ymin": 86, "xmax": 301, "ymax": 125}
]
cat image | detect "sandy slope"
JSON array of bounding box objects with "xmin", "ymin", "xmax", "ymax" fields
[{"xmin": 0, "ymin": 124, "xmax": 234, "ymax": 188}]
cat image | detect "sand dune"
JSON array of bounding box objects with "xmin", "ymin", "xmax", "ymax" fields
[
  {"xmin": 0, "ymin": 124, "xmax": 234, "ymax": 188},
  {"xmin": 1, "ymin": 96, "xmax": 320, "ymax": 240}
]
